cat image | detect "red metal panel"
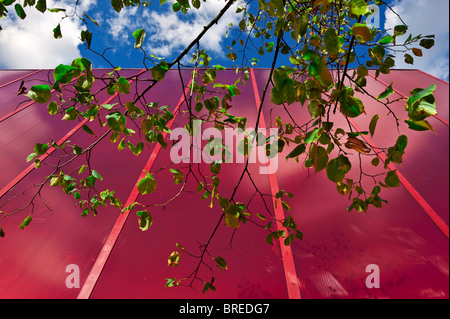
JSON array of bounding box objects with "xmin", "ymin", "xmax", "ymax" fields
[
  {"xmin": 0, "ymin": 70, "xmax": 42, "ymax": 89},
  {"xmin": 250, "ymin": 69, "xmax": 302, "ymax": 299},
  {"xmin": 370, "ymin": 69, "xmax": 449, "ymax": 124},
  {"xmin": 89, "ymin": 70, "xmax": 290, "ymax": 299},
  {"xmin": 252, "ymin": 69, "xmax": 449, "ymax": 298},
  {"xmin": 0, "ymin": 69, "xmax": 189, "ymax": 298},
  {"xmin": 0, "ymin": 68, "xmax": 448, "ymax": 299},
  {"xmin": 0, "ymin": 69, "xmax": 122, "ymax": 192},
  {"xmin": 353, "ymin": 75, "xmax": 449, "ymax": 225},
  {"xmin": 78, "ymin": 75, "xmax": 193, "ymax": 299}
]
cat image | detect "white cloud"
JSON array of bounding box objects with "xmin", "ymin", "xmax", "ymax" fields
[
  {"xmin": 105, "ymin": 0, "xmax": 243, "ymax": 61},
  {"xmin": 0, "ymin": 0, "xmax": 96, "ymax": 69},
  {"xmin": 384, "ymin": 0, "xmax": 449, "ymax": 81}
]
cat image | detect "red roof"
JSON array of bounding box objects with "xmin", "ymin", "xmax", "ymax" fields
[{"xmin": 0, "ymin": 68, "xmax": 448, "ymax": 299}]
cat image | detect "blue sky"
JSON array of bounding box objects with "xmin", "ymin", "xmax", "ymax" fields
[{"xmin": 0, "ymin": 0, "xmax": 448, "ymax": 81}]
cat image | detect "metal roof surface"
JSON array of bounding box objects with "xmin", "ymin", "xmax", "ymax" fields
[{"xmin": 0, "ymin": 68, "xmax": 448, "ymax": 299}]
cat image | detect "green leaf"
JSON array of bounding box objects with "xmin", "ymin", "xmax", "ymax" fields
[
  {"xmin": 385, "ymin": 170, "xmax": 400, "ymax": 187},
  {"xmin": 407, "ymin": 84, "xmax": 436, "ymax": 107},
  {"xmin": 407, "ymin": 84, "xmax": 437, "ymax": 121},
  {"xmin": 27, "ymin": 85, "xmax": 51, "ymax": 103},
  {"xmin": 0, "ymin": 226, "xmax": 5, "ymax": 238},
  {"xmin": 404, "ymin": 53, "xmax": 414, "ymax": 64},
  {"xmin": 293, "ymin": 13, "xmax": 308, "ymax": 42},
  {"xmin": 177, "ymin": 0, "xmax": 190, "ymax": 8},
  {"xmin": 165, "ymin": 278, "xmax": 179, "ymax": 288},
  {"xmin": 86, "ymin": 175, "xmax": 95, "ymax": 188},
  {"xmin": 404, "ymin": 119, "xmax": 435, "ymax": 133},
  {"xmin": 47, "ymin": 101, "xmax": 58, "ymax": 115},
  {"xmin": 168, "ymin": 251, "xmax": 180, "ymax": 267},
  {"xmin": 132, "ymin": 29, "xmax": 146, "ymax": 49},
  {"xmin": 78, "ymin": 165, "xmax": 86, "ymax": 175},
  {"xmin": 349, "ymin": 0, "xmax": 369, "ymax": 15},
  {"xmin": 106, "ymin": 111, "xmax": 126, "ymax": 132},
  {"xmin": 396, "ymin": 135, "xmax": 408, "ymax": 152},
  {"xmin": 311, "ymin": 58, "xmax": 334, "ymax": 89},
  {"xmin": 82, "ymin": 124, "xmax": 95, "ymax": 136},
  {"xmin": 289, "ymin": 55, "xmax": 301, "ymax": 65},
  {"xmin": 309, "ymin": 145, "xmax": 329, "ymax": 173},
  {"xmin": 371, "ymin": 157, "xmax": 380, "ymax": 167},
  {"xmin": 224, "ymin": 213, "xmax": 240, "ymax": 229},
  {"xmin": 214, "ymin": 256, "xmax": 228, "ymax": 271},
  {"xmin": 73, "ymin": 144, "xmax": 82, "ymax": 155},
  {"xmin": 53, "ymin": 64, "xmax": 78, "ymax": 84},
  {"xmin": 192, "ymin": 0, "xmax": 200, "ymax": 9},
  {"xmin": 53, "ymin": 23, "xmax": 62, "ymax": 39},
  {"xmin": 369, "ymin": 114, "xmax": 379, "ymax": 137},
  {"xmin": 19, "ymin": 216, "xmax": 32, "ymax": 230},
  {"xmin": 284, "ymin": 234, "xmax": 296, "ymax": 246},
  {"xmin": 111, "ymin": 0, "xmax": 123, "ymax": 13},
  {"xmin": 202, "ymin": 280, "xmax": 216, "ymax": 294},
  {"xmin": 351, "ymin": 23, "xmax": 373, "ymax": 43},
  {"xmin": 265, "ymin": 230, "xmax": 285, "ymax": 246},
  {"xmin": 304, "ymin": 128, "xmax": 322, "ymax": 144},
  {"xmin": 339, "ymin": 96, "xmax": 364, "ymax": 118},
  {"xmin": 210, "ymin": 161, "xmax": 221, "ymax": 174},
  {"xmin": 14, "ymin": 3, "xmax": 26, "ymax": 19},
  {"xmin": 324, "ymin": 28, "xmax": 340, "ymax": 56},
  {"xmin": 2, "ymin": 0, "xmax": 16, "ymax": 7},
  {"xmin": 35, "ymin": 0, "xmax": 46, "ymax": 13},
  {"xmin": 116, "ymin": 77, "xmax": 130, "ymax": 94},
  {"xmin": 307, "ymin": 99, "xmax": 324, "ymax": 119},
  {"xmin": 151, "ymin": 61, "xmax": 169, "ymax": 82},
  {"xmin": 80, "ymin": 30, "xmax": 92, "ymax": 49},
  {"xmin": 377, "ymin": 82, "xmax": 394, "ymax": 100},
  {"xmin": 34, "ymin": 143, "xmax": 49, "ymax": 155},
  {"xmin": 81, "ymin": 12, "xmax": 99, "ymax": 26},
  {"xmin": 357, "ymin": 65, "xmax": 368, "ymax": 78},
  {"xmin": 137, "ymin": 173, "xmax": 157, "ymax": 195},
  {"xmin": 379, "ymin": 35, "xmax": 394, "ymax": 44},
  {"xmin": 92, "ymin": 170, "xmax": 103, "ymax": 181},
  {"xmin": 26, "ymin": 152, "xmax": 36, "ymax": 162},
  {"xmin": 326, "ymin": 155, "xmax": 352, "ymax": 183},
  {"xmin": 170, "ymin": 169, "xmax": 184, "ymax": 184},
  {"xmin": 286, "ymin": 143, "xmax": 306, "ymax": 159},
  {"xmin": 394, "ymin": 25, "xmax": 408, "ymax": 37},
  {"xmin": 419, "ymin": 38, "xmax": 434, "ymax": 49},
  {"xmin": 136, "ymin": 210, "xmax": 152, "ymax": 231},
  {"xmin": 194, "ymin": 102, "xmax": 203, "ymax": 113}
]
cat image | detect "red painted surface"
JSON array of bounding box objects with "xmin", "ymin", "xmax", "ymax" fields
[
  {"xmin": 0, "ymin": 69, "xmax": 448, "ymax": 299},
  {"xmin": 0, "ymin": 70, "xmax": 42, "ymax": 89},
  {"xmin": 250, "ymin": 69, "xmax": 302, "ymax": 299}
]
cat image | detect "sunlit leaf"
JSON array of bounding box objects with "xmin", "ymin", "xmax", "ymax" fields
[
  {"xmin": 137, "ymin": 173, "xmax": 157, "ymax": 195},
  {"xmin": 136, "ymin": 210, "xmax": 152, "ymax": 231},
  {"xmin": 27, "ymin": 85, "xmax": 51, "ymax": 104},
  {"xmin": 116, "ymin": 77, "xmax": 130, "ymax": 94},
  {"xmin": 132, "ymin": 29, "xmax": 146, "ymax": 49}
]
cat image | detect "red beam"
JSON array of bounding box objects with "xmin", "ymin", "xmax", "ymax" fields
[
  {"xmin": 0, "ymin": 69, "xmax": 42, "ymax": 89},
  {"xmin": 0, "ymin": 72, "xmax": 85, "ymax": 124},
  {"xmin": 250, "ymin": 69, "xmax": 302, "ymax": 299}
]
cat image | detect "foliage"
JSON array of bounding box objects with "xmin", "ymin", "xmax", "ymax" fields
[{"xmin": 0, "ymin": 0, "xmax": 439, "ymax": 293}]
